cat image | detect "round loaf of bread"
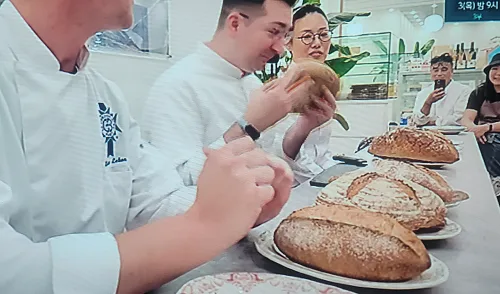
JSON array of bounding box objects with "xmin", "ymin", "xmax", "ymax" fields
[
  {"xmin": 317, "ymin": 170, "xmax": 447, "ymax": 231},
  {"xmin": 368, "ymin": 128, "xmax": 459, "ymax": 164},
  {"xmin": 289, "ymin": 58, "xmax": 340, "ymax": 113},
  {"xmin": 274, "ymin": 204, "xmax": 432, "ymax": 282},
  {"xmin": 372, "ymin": 159, "xmax": 455, "ymax": 203}
]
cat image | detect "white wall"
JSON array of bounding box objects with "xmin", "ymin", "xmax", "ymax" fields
[
  {"xmin": 88, "ymin": 0, "xmax": 223, "ymax": 122},
  {"xmin": 343, "ymin": 9, "xmax": 418, "ymax": 51},
  {"xmin": 417, "ymin": 22, "xmax": 500, "ymax": 50}
]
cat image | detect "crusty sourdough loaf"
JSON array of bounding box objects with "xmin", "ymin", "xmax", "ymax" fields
[
  {"xmin": 372, "ymin": 159, "xmax": 455, "ymax": 203},
  {"xmin": 317, "ymin": 170, "xmax": 446, "ymax": 231},
  {"xmin": 286, "ymin": 58, "xmax": 340, "ymax": 113},
  {"xmin": 274, "ymin": 204, "xmax": 431, "ymax": 282},
  {"xmin": 367, "ymin": 128, "xmax": 459, "ymax": 164}
]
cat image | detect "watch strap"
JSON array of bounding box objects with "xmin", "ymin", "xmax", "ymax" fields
[{"xmin": 237, "ymin": 118, "xmax": 261, "ymax": 141}]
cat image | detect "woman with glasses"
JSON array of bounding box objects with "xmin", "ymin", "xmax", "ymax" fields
[
  {"xmin": 286, "ymin": 4, "xmax": 332, "ymax": 63},
  {"xmin": 270, "ymin": 4, "xmax": 338, "ymax": 184}
]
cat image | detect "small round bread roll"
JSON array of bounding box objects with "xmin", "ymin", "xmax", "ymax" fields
[{"xmin": 287, "ymin": 58, "xmax": 341, "ymax": 113}]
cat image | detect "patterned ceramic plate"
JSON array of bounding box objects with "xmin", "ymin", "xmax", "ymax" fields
[
  {"xmin": 416, "ymin": 218, "xmax": 462, "ymax": 241},
  {"xmin": 255, "ymin": 231, "xmax": 449, "ymax": 290},
  {"xmin": 175, "ymin": 272, "xmax": 356, "ymax": 294}
]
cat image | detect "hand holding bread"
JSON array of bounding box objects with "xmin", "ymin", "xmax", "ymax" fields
[
  {"xmin": 246, "ymin": 59, "xmax": 349, "ymax": 132},
  {"xmin": 193, "ymin": 137, "xmax": 292, "ymax": 244},
  {"xmin": 244, "ymin": 65, "xmax": 315, "ymax": 132}
]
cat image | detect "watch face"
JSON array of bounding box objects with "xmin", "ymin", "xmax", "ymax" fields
[{"xmin": 245, "ymin": 125, "xmax": 260, "ymax": 140}]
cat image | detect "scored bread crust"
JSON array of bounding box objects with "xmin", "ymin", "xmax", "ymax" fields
[
  {"xmin": 368, "ymin": 128, "xmax": 459, "ymax": 164},
  {"xmin": 317, "ymin": 170, "xmax": 446, "ymax": 231},
  {"xmin": 274, "ymin": 205, "xmax": 431, "ymax": 282},
  {"xmin": 372, "ymin": 159, "xmax": 455, "ymax": 203}
]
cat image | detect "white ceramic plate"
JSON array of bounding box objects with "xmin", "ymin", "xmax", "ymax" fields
[
  {"xmin": 175, "ymin": 272, "xmax": 356, "ymax": 294},
  {"xmin": 416, "ymin": 218, "xmax": 462, "ymax": 241},
  {"xmin": 423, "ymin": 126, "xmax": 466, "ymax": 135},
  {"xmin": 411, "ymin": 161, "xmax": 449, "ymax": 168},
  {"xmin": 445, "ymin": 200, "xmax": 465, "ymax": 209},
  {"xmin": 370, "ymin": 157, "xmax": 456, "ymax": 169},
  {"xmin": 255, "ymin": 231, "xmax": 449, "ymax": 290}
]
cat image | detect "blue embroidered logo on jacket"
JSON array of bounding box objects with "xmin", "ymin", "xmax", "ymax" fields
[{"xmin": 98, "ymin": 102, "xmax": 122, "ymax": 158}]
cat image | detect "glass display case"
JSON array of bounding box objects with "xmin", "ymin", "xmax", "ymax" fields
[
  {"xmin": 330, "ymin": 32, "xmax": 398, "ymax": 100},
  {"xmin": 397, "ymin": 69, "xmax": 486, "ymax": 113}
]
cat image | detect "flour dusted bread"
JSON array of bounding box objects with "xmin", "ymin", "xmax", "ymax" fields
[
  {"xmin": 372, "ymin": 159, "xmax": 455, "ymax": 203},
  {"xmin": 317, "ymin": 170, "xmax": 446, "ymax": 231},
  {"xmin": 286, "ymin": 58, "xmax": 340, "ymax": 113},
  {"xmin": 274, "ymin": 205, "xmax": 431, "ymax": 282},
  {"xmin": 368, "ymin": 128, "xmax": 459, "ymax": 164}
]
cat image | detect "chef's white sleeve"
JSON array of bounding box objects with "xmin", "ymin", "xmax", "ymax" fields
[
  {"xmin": 126, "ymin": 115, "xmax": 205, "ymax": 229},
  {"xmin": 141, "ymin": 76, "xmax": 225, "ymax": 187},
  {"xmin": 265, "ymin": 115, "xmax": 335, "ymax": 184},
  {"xmin": 0, "ymin": 181, "xmax": 121, "ymax": 294}
]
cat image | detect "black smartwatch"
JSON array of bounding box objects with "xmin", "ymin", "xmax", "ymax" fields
[
  {"xmin": 237, "ymin": 118, "xmax": 260, "ymax": 141},
  {"xmin": 489, "ymin": 123, "xmax": 493, "ymax": 133}
]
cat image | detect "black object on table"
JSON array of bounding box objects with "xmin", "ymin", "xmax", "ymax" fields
[{"xmin": 310, "ymin": 163, "xmax": 364, "ymax": 188}]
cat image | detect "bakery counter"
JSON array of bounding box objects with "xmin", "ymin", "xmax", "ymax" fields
[{"xmin": 153, "ymin": 132, "xmax": 500, "ymax": 294}]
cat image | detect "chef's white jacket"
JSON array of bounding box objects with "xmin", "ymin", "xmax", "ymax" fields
[
  {"xmin": 0, "ymin": 1, "xmax": 195, "ymax": 293},
  {"xmin": 141, "ymin": 43, "xmax": 335, "ymax": 185},
  {"xmin": 412, "ymin": 80, "xmax": 473, "ymax": 126}
]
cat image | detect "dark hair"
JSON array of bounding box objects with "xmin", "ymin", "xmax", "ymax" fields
[
  {"xmin": 218, "ymin": 0, "xmax": 298, "ymax": 29},
  {"xmin": 430, "ymin": 53, "xmax": 454, "ymax": 67},
  {"xmin": 292, "ymin": 4, "xmax": 328, "ymax": 26}
]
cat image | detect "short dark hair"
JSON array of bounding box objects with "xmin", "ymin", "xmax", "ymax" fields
[
  {"xmin": 431, "ymin": 53, "xmax": 454, "ymax": 67},
  {"xmin": 217, "ymin": 0, "xmax": 298, "ymax": 29},
  {"xmin": 292, "ymin": 4, "xmax": 328, "ymax": 27}
]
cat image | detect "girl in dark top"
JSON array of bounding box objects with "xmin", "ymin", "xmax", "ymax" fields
[{"xmin": 462, "ymin": 54, "xmax": 500, "ymax": 190}]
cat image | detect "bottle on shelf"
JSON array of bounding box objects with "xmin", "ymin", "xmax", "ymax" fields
[
  {"xmin": 457, "ymin": 43, "xmax": 467, "ymax": 70},
  {"xmin": 454, "ymin": 44, "xmax": 460, "ymax": 70},
  {"xmin": 452, "ymin": 44, "xmax": 458, "ymax": 68},
  {"xmin": 467, "ymin": 41, "xmax": 477, "ymax": 70}
]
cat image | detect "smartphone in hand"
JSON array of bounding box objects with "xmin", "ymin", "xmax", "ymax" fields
[{"xmin": 434, "ymin": 79, "xmax": 446, "ymax": 91}]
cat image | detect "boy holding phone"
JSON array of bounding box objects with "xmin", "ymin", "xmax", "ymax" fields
[{"xmin": 411, "ymin": 53, "xmax": 473, "ymax": 127}]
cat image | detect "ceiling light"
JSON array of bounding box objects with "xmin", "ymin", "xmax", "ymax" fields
[
  {"xmin": 413, "ymin": 14, "xmax": 419, "ymax": 18},
  {"xmin": 389, "ymin": 8, "xmax": 395, "ymax": 12},
  {"xmin": 424, "ymin": 14, "xmax": 444, "ymax": 32},
  {"xmin": 419, "ymin": 21, "xmax": 424, "ymax": 25},
  {"xmin": 431, "ymin": 4, "xmax": 438, "ymax": 8},
  {"xmin": 410, "ymin": 10, "xmax": 417, "ymax": 14}
]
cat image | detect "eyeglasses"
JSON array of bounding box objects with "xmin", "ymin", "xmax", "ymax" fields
[{"xmin": 296, "ymin": 31, "xmax": 332, "ymax": 45}]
